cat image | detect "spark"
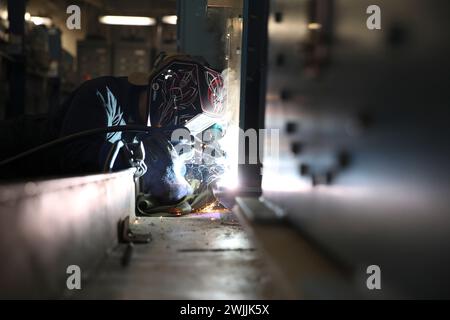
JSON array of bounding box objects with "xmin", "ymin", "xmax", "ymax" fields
[{"xmin": 195, "ymin": 201, "xmax": 229, "ymax": 213}]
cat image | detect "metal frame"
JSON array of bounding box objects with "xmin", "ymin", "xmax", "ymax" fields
[{"xmin": 237, "ymin": 0, "xmax": 270, "ymax": 194}]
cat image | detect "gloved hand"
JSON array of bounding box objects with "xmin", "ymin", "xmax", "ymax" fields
[
  {"xmin": 140, "ymin": 132, "xmax": 192, "ymax": 205},
  {"xmin": 136, "ymin": 181, "xmax": 216, "ymax": 216}
]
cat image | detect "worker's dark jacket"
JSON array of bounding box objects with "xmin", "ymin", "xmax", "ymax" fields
[
  {"xmin": 1, "ymin": 76, "xmax": 142, "ymax": 176},
  {"xmin": 0, "ymin": 76, "xmax": 191, "ymax": 203}
]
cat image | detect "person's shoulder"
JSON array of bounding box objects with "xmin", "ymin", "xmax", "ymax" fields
[
  {"xmin": 68, "ymin": 76, "xmax": 131, "ymax": 105},
  {"xmin": 61, "ymin": 76, "xmax": 124, "ymax": 108},
  {"xmin": 80, "ymin": 76, "xmax": 125, "ymax": 89}
]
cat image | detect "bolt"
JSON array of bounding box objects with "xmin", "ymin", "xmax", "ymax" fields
[
  {"xmin": 285, "ymin": 121, "xmax": 298, "ymax": 134},
  {"xmin": 299, "ymin": 164, "xmax": 309, "ymax": 176},
  {"xmin": 291, "ymin": 142, "xmax": 303, "ymax": 155},
  {"xmin": 274, "ymin": 12, "xmax": 283, "ymax": 23}
]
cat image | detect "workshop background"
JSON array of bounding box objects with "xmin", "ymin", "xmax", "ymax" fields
[
  {"xmin": 1, "ymin": 0, "xmax": 450, "ymax": 299},
  {"xmin": 0, "ymin": 0, "xmax": 179, "ymax": 118}
]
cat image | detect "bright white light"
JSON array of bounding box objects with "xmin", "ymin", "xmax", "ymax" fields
[
  {"xmin": 29, "ymin": 16, "xmax": 52, "ymax": 26},
  {"xmin": 216, "ymin": 124, "xmax": 240, "ymax": 190},
  {"xmin": 307, "ymin": 22, "xmax": 322, "ymax": 30},
  {"xmin": 216, "ymin": 170, "xmax": 239, "ymax": 190},
  {"xmin": 214, "ymin": 68, "xmax": 241, "ymax": 191},
  {"xmin": 262, "ymin": 173, "xmax": 310, "ymax": 193},
  {"xmin": 99, "ymin": 15, "xmax": 156, "ymax": 26},
  {"xmin": 217, "ymin": 237, "xmax": 246, "ymax": 249},
  {"xmin": 0, "ymin": 11, "xmax": 35, "ymax": 22},
  {"xmin": 162, "ymin": 15, "xmax": 177, "ymax": 25}
]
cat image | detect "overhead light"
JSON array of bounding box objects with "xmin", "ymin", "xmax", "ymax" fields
[
  {"xmin": 307, "ymin": 22, "xmax": 322, "ymax": 30},
  {"xmin": 0, "ymin": 11, "xmax": 52, "ymax": 26},
  {"xmin": 0, "ymin": 10, "xmax": 8, "ymax": 20},
  {"xmin": 28, "ymin": 16, "xmax": 52, "ymax": 26},
  {"xmin": 99, "ymin": 15, "xmax": 156, "ymax": 26},
  {"xmin": 162, "ymin": 15, "xmax": 177, "ymax": 25}
]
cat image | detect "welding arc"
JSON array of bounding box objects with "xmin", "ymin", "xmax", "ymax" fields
[{"xmin": 0, "ymin": 125, "xmax": 179, "ymax": 167}]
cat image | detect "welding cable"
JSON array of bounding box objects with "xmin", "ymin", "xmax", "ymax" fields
[
  {"xmin": 103, "ymin": 140, "xmax": 125, "ymax": 173},
  {"xmin": 0, "ymin": 125, "xmax": 184, "ymax": 167}
]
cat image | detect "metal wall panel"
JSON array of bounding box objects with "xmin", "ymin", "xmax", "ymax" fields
[
  {"xmin": 262, "ymin": 0, "xmax": 450, "ymax": 298},
  {"xmin": 0, "ymin": 170, "xmax": 135, "ymax": 298}
]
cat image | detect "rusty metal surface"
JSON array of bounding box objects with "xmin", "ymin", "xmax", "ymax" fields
[
  {"xmin": 0, "ymin": 169, "xmax": 135, "ymax": 299},
  {"xmin": 75, "ymin": 212, "xmax": 289, "ymax": 299}
]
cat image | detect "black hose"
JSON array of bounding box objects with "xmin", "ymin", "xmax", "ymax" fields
[{"xmin": 0, "ymin": 125, "xmax": 178, "ymax": 167}]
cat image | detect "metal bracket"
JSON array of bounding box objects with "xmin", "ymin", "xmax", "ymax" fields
[{"xmin": 119, "ymin": 216, "xmax": 152, "ymax": 244}]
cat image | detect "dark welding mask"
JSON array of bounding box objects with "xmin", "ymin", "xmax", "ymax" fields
[{"xmin": 146, "ymin": 54, "xmax": 226, "ymax": 136}]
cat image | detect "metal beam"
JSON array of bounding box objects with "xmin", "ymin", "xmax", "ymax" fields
[
  {"xmin": 0, "ymin": 169, "xmax": 136, "ymax": 299},
  {"xmin": 238, "ymin": 0, "xmax": 270, "ymax": 194}
]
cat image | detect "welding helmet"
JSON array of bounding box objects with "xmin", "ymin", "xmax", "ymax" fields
[{"xmin": 130, "ymin": 53, "xmax": 226, "ymax": 136}]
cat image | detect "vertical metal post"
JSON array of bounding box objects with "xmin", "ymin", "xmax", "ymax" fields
[
  {"xmin": 176, "ymin": 0, "xmax": 222, "ymax": 69},
  {"xmin": 238, "ymin": 0, "xmax": 270, "ymax": 194},
  {"xmin": 6, "ymin": 0, "xmax": 26, "ymax": 117}
]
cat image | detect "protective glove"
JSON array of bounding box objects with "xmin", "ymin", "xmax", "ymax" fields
[
  {"xmin": 140, "ymin": 132, "xmax": 192, "ymax": 205},
  {"xmin": 135, "ymin": 181, "xmax": 216, "ymax": 216}
]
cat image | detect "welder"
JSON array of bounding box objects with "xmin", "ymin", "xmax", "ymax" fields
[{"xmin": 0, "ymin": 53, "xmax": 226, "ymax": 207}]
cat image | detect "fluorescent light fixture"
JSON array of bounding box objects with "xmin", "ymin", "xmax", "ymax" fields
[
  {"xmin": 99, "ymin": 15, "xmax": 156, "ymax": 26},
  {"xmin": 307, "ymin": 22, "xmax": 322, "ymax": 30},
  {"xmin": 162, "ymin": 15, "xmax": 177, "ymax": 25},
  {"xmin": 29, "ymin": 16, "xmax": 52, "ymax": 26},
  {"xmin": 0, "ymin": 10, "xmax": 8, "ymax": 20},
  {"xmin": 0, "ymin": 11, "xmax": 51, "ymax": 26}
]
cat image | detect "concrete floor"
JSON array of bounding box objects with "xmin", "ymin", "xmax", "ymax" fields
[{"xmin": 74, "ymin": 211, "xmax": 288, "ymax": 299}]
